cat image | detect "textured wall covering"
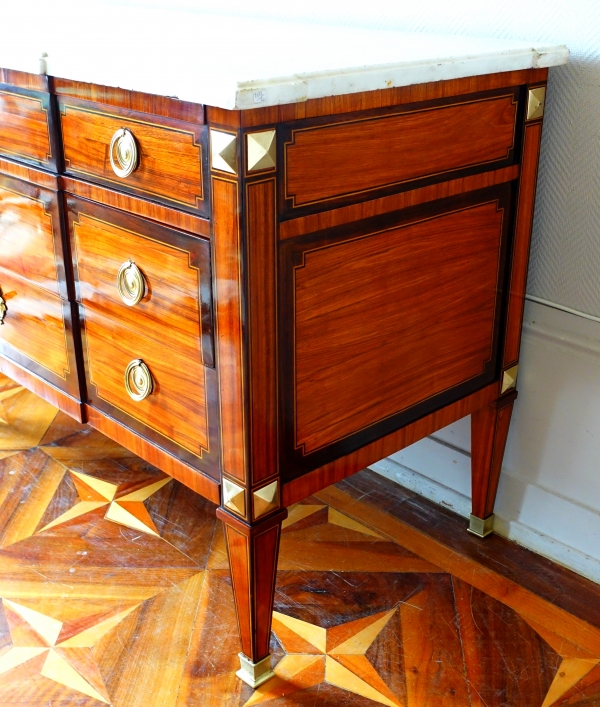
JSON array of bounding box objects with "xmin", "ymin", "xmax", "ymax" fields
[{"xmin": 99, "ymin": 0, "xmax": 594, "ymax": 315}]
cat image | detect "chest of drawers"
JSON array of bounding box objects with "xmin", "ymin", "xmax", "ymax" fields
[{"xmin": 0, "ymin": 28, "xmax": 567, "ymax": 686}]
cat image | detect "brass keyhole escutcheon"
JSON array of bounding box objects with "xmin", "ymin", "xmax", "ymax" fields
[
  {"xmin": 117, "ymin": 260, "xmax": 146, "ymax": 306},
  {"xmin": 0, "ymin": 293, "xmax": 6, "ymax": 325},
  {"xmin": 109, "ymin": 128, "xmax": 139, "ymax": 178},
  {"xmin": 124, "ymin": 359, "xmax": 154, "ymax": 402}
]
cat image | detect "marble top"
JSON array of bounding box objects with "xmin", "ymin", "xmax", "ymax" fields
[{"xmin": 0, "ymin": 5, "xmax": 569, "ymax": 109}]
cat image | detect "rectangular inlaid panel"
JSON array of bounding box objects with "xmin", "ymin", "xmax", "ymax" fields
[
  {"xmin": 0, "ymin": 174, "xmax": 68, "ymax": 298},
  {"xmin": 283, "ymin": 88, "xmax": 519, "ymax": 215},
  {"xmin": 0, "ymin": 268, "xmax": 79, "ymax": 396},
  {"xmin": 0, "ymin": 85, "xmax": 55, "ymax": 170},
  {"xmin": 68, "ymin": 197, "xmax": 213, "ymax": 367},
  {"xmin": 82, "ymin": 308, "xmax": 210, "ymax": 460},
  {"xmin": 280, "ymin": 185, "xmax": 512, "ymax": 476},
  {"xmin": 59, "ymin": 97, "xmax": 207, "ymax": 216}
]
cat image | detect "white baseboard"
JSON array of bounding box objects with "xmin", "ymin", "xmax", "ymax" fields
[{"xmin": 370, "ymin": 298, "xmax": 600, "ymax": 585}]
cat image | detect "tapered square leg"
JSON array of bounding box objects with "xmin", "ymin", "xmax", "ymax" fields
[
  {"xmin": 470, "ymin": 390, "xmax": 517, "ymax": 537},
  {"xmin": 216, "ymin": 506, "xmax": 287, "ymax": 687}
]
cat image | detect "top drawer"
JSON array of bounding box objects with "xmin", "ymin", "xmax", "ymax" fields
[
  {"xmin": 0, "ymin": 84, "xmax": 58, "ymax": 171},
  {"xmin": 281, "ymin": 87, "xmax": 521, "ymax": 217},
  {"xmin": 59, "ymin": 97, "xmax": 208, "ymax": 217}
]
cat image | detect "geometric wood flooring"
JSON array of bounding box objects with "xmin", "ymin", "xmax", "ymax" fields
[{"xmin": 1, "ymin": 371, "xmax": 600, "ymax": 706}]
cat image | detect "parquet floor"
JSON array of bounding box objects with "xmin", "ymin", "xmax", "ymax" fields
[{"xmin": 1, "ymin": 371, "xmax": 600, "ymax": 706}]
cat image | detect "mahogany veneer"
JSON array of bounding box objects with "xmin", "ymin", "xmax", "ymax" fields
[{"xmin": 0, "ymin": 64, "xmax": 548, "ymax": 685}]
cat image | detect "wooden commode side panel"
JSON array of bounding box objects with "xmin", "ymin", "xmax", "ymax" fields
[
  {"xmin": 283, "ymin": 88, "xmax": 519, "ymax": 215},
  {"xmin": 68, "ymin": 198, "xmax": 214, "ymax": 367},
  {"xmin": 0, "ymin": 268, "xmax": 79, "ymax": 397},
  {"xmin": 280, "ymin": 185, "xmax": 513, "ymax": 477},
  {"xmin": 0, "ymin": 174, "xmax": 67, "ymax": 298},
  {"xmin": 59, "ymin": 97, "xmax": 207, "ymax": 216},
  {"xmin": 0, "ymin": 85, "xmax": 55, "ymax": 170}
]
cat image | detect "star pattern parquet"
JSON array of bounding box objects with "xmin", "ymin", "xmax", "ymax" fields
[{"xmin": 0, "ymin": 371, "xmax": 600, "ymax": 706}]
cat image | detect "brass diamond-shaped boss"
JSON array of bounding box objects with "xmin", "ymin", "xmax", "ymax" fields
[
  {"xmin": 253, "ymin": 480, "xmax": 279, "ymax": 519},
  {"xmin": 501, "ymin": 364, "xmax": 519, "ymax": 394},
  {"xmin": 247, "ymin": 130, "xmax": 276, "ymax": 172},
  {"xmin": 527, "ymin": 87, "xmax": 546, "ymax": 121},
  {"xmin": 223, "ymin": 478, "xmax": 246, "ymax": 517},
  {"xmin": 211, "ymin": 130, "xmax": 238, "ymax": 174}
]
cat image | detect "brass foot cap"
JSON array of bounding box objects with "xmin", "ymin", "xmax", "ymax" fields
[
  {"xmin": 468, "ymin": 513, "xmax": 495, "ymax": 538},
  {"xmin": 236, "ymin": 652, "xmax": 275, "ymax": 688}
]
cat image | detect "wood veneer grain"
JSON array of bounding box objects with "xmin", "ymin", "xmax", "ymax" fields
[
  {"xmin": 0, "ymin": 156, "xmax": 59, "ymax": 189},
  {"xmin": 279, "ymin": 165, "xmax": 519, "ymax": 239},
  {"xmin": 62, "ymin": 177, "xmax": 210, "ymax": 237},
  {"xmin": 69, "ymin": 201, "xmax": 213, "ymax": 366},
  {"xmin": 283, "ymin": 90, "xmax": 519, "ymax": 214},
  {"xmin": 503, "ymin": 120, "xmax": 543, "ymax": 367},
  {"xmin": 0, "ymin": 68, "xmax": 49, "ymax": 92},
  {"xmin": 0, "ymin": 84, "xmax": 54, "ymax": 170},
  {"xmin": 59, "ymin": 97, "xmax": 207, "ymax": 215},
  {"xmin": 280, "ymin": 187, "xmax": 511, "ymax": 474},
  {"xmin": 82, "ymin": 310, "xmax": 209, "ymax": 459},
  {"xmin": 212, "ymin": 176, "xmax": 247, "ymax": 484},
  {"xmin": 54, "ymin": 77, "xmax": 205, "ymax": 123}
]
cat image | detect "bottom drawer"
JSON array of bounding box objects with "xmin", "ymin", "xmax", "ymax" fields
[
  {"xmin": 82, "ymin": 305, "xmax": 213, "ymax": 465},
  {"xmin": 0, "ymin": 268, "xmax": 81, "ymax": 397}
]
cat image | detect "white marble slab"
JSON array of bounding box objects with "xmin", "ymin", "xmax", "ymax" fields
[{"xmin": 0, "ymin": 3, "xmax": 569, "ymax": 109}]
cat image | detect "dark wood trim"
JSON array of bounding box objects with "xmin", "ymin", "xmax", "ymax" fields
[
  {"xmin": 503, "ymin": 118, "xmax": 544, "ymax": 367},
  {"xmin": 86, "ymin": 405, "xmax": 220, "ymax": 504},
  {"xmin": 282, "ymin": 382, "xmax": 498, "ymax": 505},
  {"xmin": 278, "ymin": 86, "xmax": 524, "ymax": 220},
  {"xmin": 0, "ymin": 351, "xmax": 85, "ymax": 422},
  {"xmin": 53, "ymin": 77, "xmax": 205, "ymax": 123},
  {"xmin": 279, "ymin": 185, "xmax": 514, "ymax": 481},
  {"xmin": 61, "ymin": 176, "xmax": 211, "ymax": 237}
]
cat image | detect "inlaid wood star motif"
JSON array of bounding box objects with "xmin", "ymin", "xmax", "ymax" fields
[
  {"xmin": 244, "ymin": 608, "xmax": 401, "ymax": 707},
  {"xmin": 38, "ymin": 469, "xmax": 171, "ymax": 536},
  {"xmin": 0, "ymin": 598, "xmax": 140, "ymax": 704},
  {"xmin": 0, "ymin": 381, "xmax": 58, "ymax": 452}
]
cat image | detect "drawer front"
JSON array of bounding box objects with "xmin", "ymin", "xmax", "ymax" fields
[
  {"xmin": 67, "ymin": 197, "xmax": 213, "ymax": 367},
  {"xmin": 59, "ymin": 97, "xmax": 207, "ymax": 216},
  {"xmin": 279, "ymin": 184, "xmax": 514, "ymax": 478},
  {"xmin": 0, "ymin": 85, "xmax": 57, "ymax": 170},
  {"xmin": 0, "ymin": 268, "xmax": 80, "ymax": 396},
  {"xmin": 82, "ymin": 308, "xmax": 211, "ymax": 462},
  {"xmin": 282, "ymin": 88, "xmax": 520, "ymax": 216},
  {"xmin": 0, "ymin": 173, "xmax": 70, "ymax": 298}
]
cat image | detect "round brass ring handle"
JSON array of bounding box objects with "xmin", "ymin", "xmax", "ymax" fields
[
  {"xmin": 124, "ymin": 359, "xmax": 154, "ymax": 402},
  {"xmin": 0, "ymin": 293, "xmax": 6, "ymax": 325},
  {"xmin": 109, "ymin": 128, "xmax": 139, "ymax": 178},
  {"xmin": 117, "ymin": 260, "xmax": 146, "ymax": 306}
]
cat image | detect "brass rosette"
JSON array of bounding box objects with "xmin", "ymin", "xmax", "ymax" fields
[{"xmin": 124, "ymin": 359, "xmax": 154, "ymax": 402}]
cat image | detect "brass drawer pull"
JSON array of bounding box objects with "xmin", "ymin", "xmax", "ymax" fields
[
  {"xmin": 117, "ymin": 260, "xmax": 146, "ymax": 306},
  {"xmin": 109, "ymin": 128, "xmax": 139, "ymax": 178},
  {"xmin": 0, "ymin": 292, "xmax": 6, "ymax": 324},
  {"xmin": 124, "ymin": 359, "xmax": 154, "ymax": 401}
]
